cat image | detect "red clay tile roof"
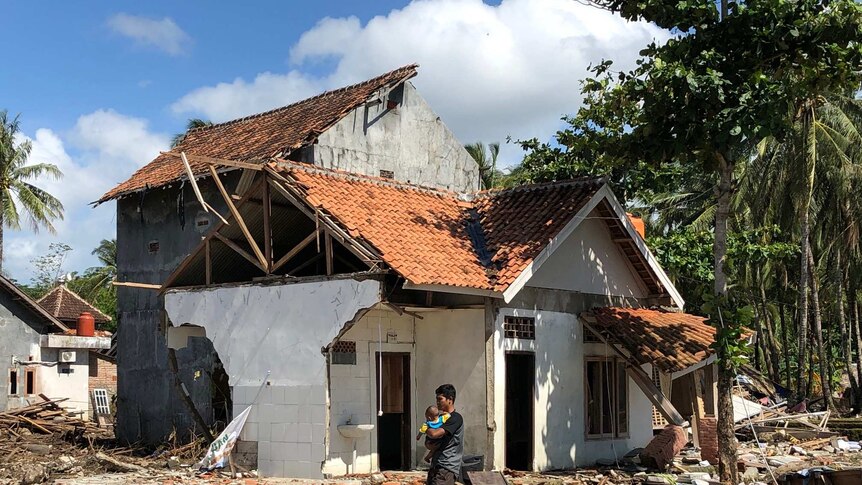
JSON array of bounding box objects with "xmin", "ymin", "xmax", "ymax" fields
[
  {"xmin": 37, "ymin": 285, "xmax": 112, "ymax": 324},
  {"xmin": 582, "ymin": 307, "xmax": 716, "ymax": 373},
  {"xmin": 278, "ymin": 163, "xmax": 603, "ymax": 291},
  {"xmin": 475, "ymin": 180, "xmax": 604, "ymax": 289},
  {"xmin": 97, "ymin": 64, "xmax": 419, "ymax": 203}
]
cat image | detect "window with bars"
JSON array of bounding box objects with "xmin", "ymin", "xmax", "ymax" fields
[
  {"xmin": 651, "ymin": 366, "xmax": 668, "ymax": 429},
  {"xmin": 585, "ymin": 357, "xmax": 628, "ymax": 439},
  {"xmin": 504, "ymin": 316, "xmax": 535, "ymax": 340},
  {"xmin": 331, "ymin": 340, "xmax": 357, "ymax": 365}
]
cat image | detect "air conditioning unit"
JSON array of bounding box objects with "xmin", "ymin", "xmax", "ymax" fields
[{"xmin": 59, "ymin": 350, "xmax": 76, "ymax": 363}]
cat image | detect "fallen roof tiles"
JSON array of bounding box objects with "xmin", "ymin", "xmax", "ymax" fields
[{"xmin": 583, "ymin": 307, "xmax": 716, "ymax": 373}]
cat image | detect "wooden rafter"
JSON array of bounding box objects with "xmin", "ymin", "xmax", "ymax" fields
[
  {"xmin": 263, "ymin": 180, "xmax": 273, "ymax": 272},
  {"xmin": 272, "ymin": 230, "xmax": 319, "ymax": 273},
  {"xmin": 160, "ymin": 177, "xmax": 268, "ymax": 291},
  {"xmin": 205, "ymin": 240, "xmax": 212, "ymax": 285},
  {"xmin": 213, "ymin": 233, "xmax": 266, "ymax": 272},
  {"xmin": 325, "ymin": 233, "xmax": 334, "ymax": 275},
  {"xmin": 208, "ymin": 165, "xmax": 268, "ymax": 269},
  {"xmin": 161, "ymin": 151, "xmax": 264, "ymax": 171}
]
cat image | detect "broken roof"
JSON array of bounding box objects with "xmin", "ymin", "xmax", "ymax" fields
[
  {"xmin": 581, "ymin": 307, "xmax": 716, "ymax": 374},
  {"xmin": 37, "ymin": 284, "xmax": 112, "ymax": 324},
  {"xmin": 97, "ymin": 64, "xmax": 419, "ymax": 203}
]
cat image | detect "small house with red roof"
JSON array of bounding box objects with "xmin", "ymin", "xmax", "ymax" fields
[
  {"xmin": 37, "ymin": 285, "xmax": 117, "ymax": 421},
  {"xmin": 98, "ymin": 65, "xmax": 720, "ymax": 478},
  {"xmin": 0, "ymin": 277, "xmax": 110, "ymax": 419}
]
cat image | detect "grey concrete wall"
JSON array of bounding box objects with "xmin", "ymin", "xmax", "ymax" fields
[
  {"xmin": 115, "ymin": 174, "xmax": 238, "ymax": 444},
  {"xmin": 0, "ymin": 291, "xmax": 51, "ymax": 411},
  {"xmin": 313, "ymin": 82, "xmax": 480, "ymax": 192}
]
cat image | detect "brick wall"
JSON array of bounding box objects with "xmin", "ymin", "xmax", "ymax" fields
[
  {"xmin": 88, "ymin": 353, "xmax": 117, "ymax": 418},
  {"xmin": 697, "ymin": 416, "xmax": 719, "ymax": 465}
]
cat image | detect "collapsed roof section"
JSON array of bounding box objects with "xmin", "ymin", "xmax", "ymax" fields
[
  {"xmin": 97, "ymin": 64, "xmax": 419, "ymax": 203},
  {"xmin": 159, "ymin": 160, "xmax": 684, "ymax": 308},
  {"xmin": 581, "ymin": 307, "xmax": 716, "ymax": 375}
]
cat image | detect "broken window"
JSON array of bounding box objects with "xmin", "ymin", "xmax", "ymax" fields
[
  {"xmin": 331, "ymin": 340, "xmax": 357, "ymax": 365},
  {"xmin": 504, "ymin": 316, "xmax": 535, "ymax": 340},
  {"xmin": 651, "ymin": 366, "xmax": 669, "ymax": 428},
  {"xmin": 9, "ymin": 370, "xmax": 17, "ymax": 395},
  {"xmin": 585, "ymin": 358, "xmax": 628, "ymax": 439}
]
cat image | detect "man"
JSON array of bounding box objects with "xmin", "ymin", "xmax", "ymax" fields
[{"xmin": 425, "ymin": 384, "xmax": 464, "ymax": 485}]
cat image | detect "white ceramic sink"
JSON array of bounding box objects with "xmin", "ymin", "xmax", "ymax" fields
[{"xmin": 337, "ymin": 423, "xmax": 375, "ymax": 439}]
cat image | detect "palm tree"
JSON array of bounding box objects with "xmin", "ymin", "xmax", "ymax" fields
[
  {"xmin": 86, "ymin": 238, "xmax": 116, "ymax": 291},
  {"xmin": 465, "ymin": 142, "xmax": 501, "ymax": 189},
  {"xmin": 171, "ymin": 118, "xmax": 213, "ymax": 148},
  {"xmin": 0, "ymin": 111, "xmax": 64, "ymax": 271}
]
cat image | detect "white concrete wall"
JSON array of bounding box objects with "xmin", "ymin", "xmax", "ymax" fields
[
  {"xmin": 38, "ymin": 348, "xmax": 91, "ymax": 418},
  {"xmin": 314, "ymin": 82, "xmax": 480, "ymax": 192},
  {"xmin": 164, "ymin": 278, "xmax": 382, "ymax": 479},
  {"xmin": 323, "ymin": 307, "xmax": 487, "ymax": 476},
  {"xmin": 528, "ymin": 208, "xmax": 648, "ymax": 298},
  {"xmin": 492, "ymin": 308, "xmax": 654, "ymax": 471},
  {"xmin": 324, "ymin": 308, "xmax": 417, "ymax": 475},
  {"xmin": 415, "ymin": 309, "xmax": 486, "ymax": 464}
]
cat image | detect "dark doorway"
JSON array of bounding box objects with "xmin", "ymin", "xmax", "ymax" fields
[
  {"xmin": 505, "ymin": 352, "xmax": 535, "ymax": 471},
  {"xmin": 376, "ymin": 352, "xmax": 411, "ymax": 470}
]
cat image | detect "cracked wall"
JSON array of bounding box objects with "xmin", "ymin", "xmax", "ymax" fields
[{"xmin": 164, "ymin": 278, "xmax": 382, "ymax": 478}]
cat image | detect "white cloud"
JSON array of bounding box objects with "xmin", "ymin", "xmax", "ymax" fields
[
  {"xmin": 172, "ymin": 0, "xmax": 669, "ymax": 166},
  {"xmin": 107, "ymin": 13, "xmax": 191, "ymax": 56},
  {"xmin": 5, "ymin": 111, "xmax": 169, "ymax": 283}
]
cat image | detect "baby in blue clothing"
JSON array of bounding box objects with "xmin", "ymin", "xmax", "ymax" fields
[{"xmin": 415, "ymin": 405, "xmax": 450, "ymax": 463}]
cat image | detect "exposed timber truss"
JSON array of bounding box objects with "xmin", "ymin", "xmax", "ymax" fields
[{"xmin": 161, "ymin": 160, "xmax": 385, "ymax": 290}]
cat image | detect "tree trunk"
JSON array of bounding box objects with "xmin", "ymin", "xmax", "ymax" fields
[
  {"xmin": 714, "ymin": 154, "xmax": 738, "ymax": 485},
  {"xmin": 836, "ymin": 257, "xmax": 850, "ymax": 394},
  {"xmin": 796, "ymin": 106, "xmax": 816, "ymax": 399},
  {"xmin": 853, "ymin": 288, "xmax": 862, "ymax": 411},
  {"xmin": 759, "ymin": 281, "xmax": 780, "ymax": 382},
  {"xmin": 781, "ymin": 303, "xmax": 792, "ymax": 390},
  {"xmin": 808, "ymin": 246, "xmax": 835, "ymax": 409},
  {"xmin": 0, "ymin": 208, "xmax": 4, "ymax": 274}
]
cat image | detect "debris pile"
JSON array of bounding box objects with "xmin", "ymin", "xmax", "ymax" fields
[{"xmin": 0, "ymin": 396, "xmax": 100, "ymax": 438}]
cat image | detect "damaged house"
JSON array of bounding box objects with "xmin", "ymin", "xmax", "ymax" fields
[
  {"xmin": 97, "ymin": 65, "xmax": 720, "ymax": 478},
  {"xmin": 0, "ymin": 277, "xmax": 111, "ymax": 418}
]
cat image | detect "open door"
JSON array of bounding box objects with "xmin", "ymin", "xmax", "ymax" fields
[
  {"xmin": 376, "ymin": 352, "xmax": 411, "ymax": 470},
  {"xmin": 505, "ymin": 352, "xmax": 534, "ymax": 471}
]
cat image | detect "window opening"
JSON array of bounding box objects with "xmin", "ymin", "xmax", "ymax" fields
[
  {"xmin": 9, "ymin": 370, "xmax": 17, "ymax": 395},
  {"xmin": 25, "ymin": 369, "xmax": 35, "ymax": 395},
  {"xmin": 651, "ymin": 366, "xmax": 668, "ymax": 428},
  {"xmin": 585, "ymin": 357, "xmax": 628, "ymax": 439},
  {"xmin": 504, "ymin": 316, "xmax": 535, "ymax": 340},
  {"xmin": 332, "ymin": 340, "xmax": 357, "ymax": 365}
]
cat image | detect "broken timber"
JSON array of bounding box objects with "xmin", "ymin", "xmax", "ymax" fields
[
  {"xmin": 208, "ymin": 165, "xmax": 268, "ymax": 269},
  {"xmin": 581, "ymin": 318, "xmax": 687, "ymax": 426}
]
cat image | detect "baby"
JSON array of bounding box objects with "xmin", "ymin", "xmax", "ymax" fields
[{"xmin": 416, "ymin": 405, "xmax": 450, "ymax": 463}]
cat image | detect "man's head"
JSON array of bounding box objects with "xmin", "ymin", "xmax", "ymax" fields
[
  {"xmin": 435, "ymin": 384, "xmax": 456, "ymax": 412},
  {"xmin": 425, "ymin": 405, "xmax": 440, "ymax": 421}
]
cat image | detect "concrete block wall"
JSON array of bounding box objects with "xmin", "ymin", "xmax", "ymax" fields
[
  {"xmin": 324, "ymin": 309, "xmax": 416, "ymax": 476},
  {"xmin": 88, "ymin": 353, "xmax": 117, "ymax": 417},
  {"xmin": 234, "ymin": 384, "xmax": 327, "ymax": 478}
]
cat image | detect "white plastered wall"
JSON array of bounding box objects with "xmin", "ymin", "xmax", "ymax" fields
[
  {"xmin": 492, "ymin": 308, "xmax": 654, "ymax": 471},
  {"xmin": 38, "ymin": 348, "xmax": 91, "ymax": 417},
  {"xmin": 527, "ymin": 208, "xmax": 648, "ymax": 298},
  {"xmin": 323, "ymin": 307, "xmax": 487, "ymax": 476},
  {"xmin": 164, "ymin": 278, "xmax": 382, "ymax": 479}
]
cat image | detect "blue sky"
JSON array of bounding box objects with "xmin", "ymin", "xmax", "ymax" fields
[{"xmin": 2, "ymin": 0, "xmax": 666, "ymax": 283}]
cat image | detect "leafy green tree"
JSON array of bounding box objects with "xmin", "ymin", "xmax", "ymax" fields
[
  {"xmin": 518, "ymin": 0, "xmax": 862, "ymax": 480},
  {"xmin": 171, "ymin": 118, "xmax": 213, "ymax": 148},
  {"xmin": 0, "ymin": 111, "xmax": 64, "ymax": 270}
]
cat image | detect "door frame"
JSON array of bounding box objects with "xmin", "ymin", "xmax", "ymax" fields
[
  {"xmin": 368, "ymin": 342, "xmax": 415, "ymax": 471},
  {"xmin": 504, "ymin": 350, "xmax": 536, "ymax": 471}
]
